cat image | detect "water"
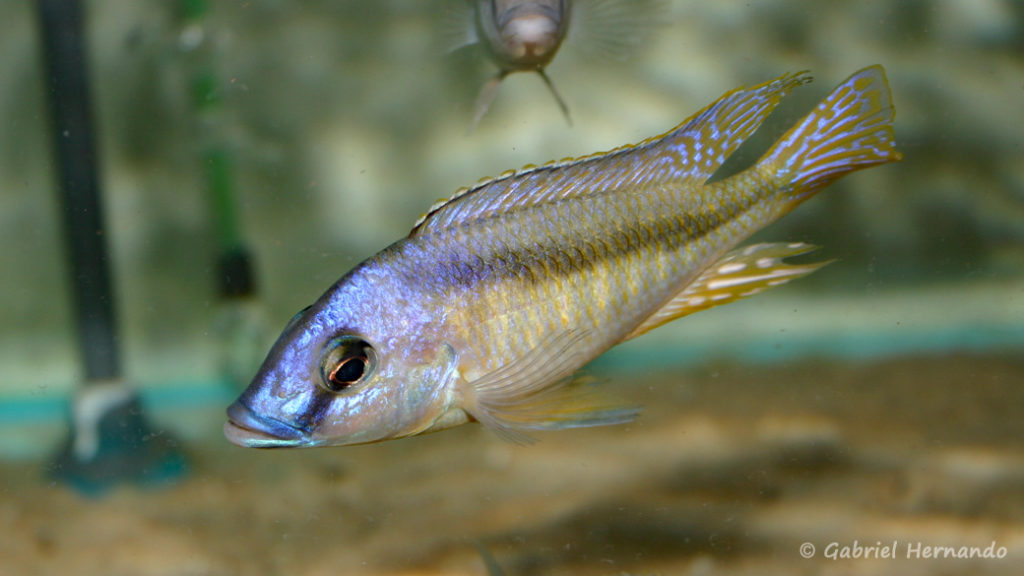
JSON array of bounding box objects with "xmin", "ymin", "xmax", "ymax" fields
[{"xmin": 1, "ymin": 1, "xmax": 1022, "ymax": 574}]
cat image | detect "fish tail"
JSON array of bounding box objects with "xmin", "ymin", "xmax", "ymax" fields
[{"xmin": 761, "ymin": 65, "xmax": 902, "ymax": 204}]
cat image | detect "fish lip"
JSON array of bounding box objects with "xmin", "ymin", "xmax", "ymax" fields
[{"xmin": 224, "ymin": 401, "xmax": 309, "ymax": 448}]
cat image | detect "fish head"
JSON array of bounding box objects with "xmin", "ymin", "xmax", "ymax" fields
[
  {"xmin": 224, "ymin": 279, "xmax": 461, "ymax": 448},
  {"xmin": 478, "ymin": 0, "xmax": 569, "ymax": 68}
]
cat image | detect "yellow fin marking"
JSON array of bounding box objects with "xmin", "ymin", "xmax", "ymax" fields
[
  {"xmin": 410, "ymin": 70, "xmax": 813, "ymax": 237},
  {"xmin": 624, "ymin": 243, "xmax": 830, "ymax": 341}
]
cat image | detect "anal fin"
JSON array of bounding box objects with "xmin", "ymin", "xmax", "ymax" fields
[{"xmin": 624, "ymin": 243, "xmax": 830, "ymax": 341}]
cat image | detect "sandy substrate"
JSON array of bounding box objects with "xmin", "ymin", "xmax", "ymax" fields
[{"xmin": 2, "ymin": 353, "xmax": 1023, "ymax": 576}]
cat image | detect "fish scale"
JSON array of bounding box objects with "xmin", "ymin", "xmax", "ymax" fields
[{"xmin": 416, "ymin": 173, "xmax": 773, "ymax": 379}]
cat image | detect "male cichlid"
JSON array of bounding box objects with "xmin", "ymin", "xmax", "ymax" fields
[
  {"xmin": 225, "ymin": 66, "xmax": 901, "ymax": 448},
  {"xmin": 454, "ymin": 0, "xmax": 665, "ymax": 130}
]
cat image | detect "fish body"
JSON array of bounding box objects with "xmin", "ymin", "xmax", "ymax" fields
[
  {"xmin": 225, "ymin": 66, "xmax": 901, "ymax": 448},
  {"xmin": 475, "ymin": 0, "xmax": 571, "ymax": 72},
  {"xmin": 457, "ymin": 0, "xmax": 665, "ymax": 129}
]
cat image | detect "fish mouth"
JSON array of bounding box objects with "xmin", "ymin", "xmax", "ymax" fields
[{"xmin": 224, "ymin": 401, "xmax": 309, "ymax": 448}]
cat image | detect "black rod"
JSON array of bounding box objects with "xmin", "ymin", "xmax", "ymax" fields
[{"xmin": 37, "ymin": 0, "xmax": 120, "ymax": 382}]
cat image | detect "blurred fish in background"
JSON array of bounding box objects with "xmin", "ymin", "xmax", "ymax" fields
[{"xmin": 445, "ymin": 0, "xmax": 667, "ymax": 130}]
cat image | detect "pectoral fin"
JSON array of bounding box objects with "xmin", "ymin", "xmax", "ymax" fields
[
  {"xmin": 460, "ymin": 330, "xmax": 639, "ymax": 444},
  {"xmin": 625, "ymin": 243, "xmax": 830, "ymax": 341}
]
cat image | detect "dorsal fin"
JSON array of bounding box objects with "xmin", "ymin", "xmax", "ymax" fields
[{"xmin": 410, "ymin": 71, "xmax": 812, "ymax": 237}]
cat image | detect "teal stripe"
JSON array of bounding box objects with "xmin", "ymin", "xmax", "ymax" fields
[
  {"xmin": 2, "ymin": 324, "xmax": 1022, "ymax": 427},
  {"xmin": 0, "ymin": 382, "xmax": 235, "ymax": 424}
]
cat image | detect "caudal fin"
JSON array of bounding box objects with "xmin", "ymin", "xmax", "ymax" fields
[{"xmin": 762, "ymin": 65, "xmax": 902, "ymax": 203}]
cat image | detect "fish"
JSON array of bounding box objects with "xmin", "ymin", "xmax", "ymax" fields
[
  {"xmin": 224, "ymin": 65, "xmax": 902, "ymax": 448},
  {"xmin": 449, "ymin": 0, "xmax": 666, "ymax": 130}
]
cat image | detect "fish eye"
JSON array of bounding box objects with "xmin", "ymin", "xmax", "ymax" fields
[{"xmin": 320, "ymin": 335, "xmax": 376, "ymax": 393}]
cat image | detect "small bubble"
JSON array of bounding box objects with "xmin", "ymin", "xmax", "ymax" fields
[{"xmin": 179, "ymin": 24, "xmax": 204, "ymax": 51}]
